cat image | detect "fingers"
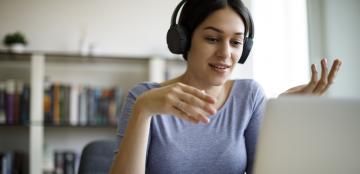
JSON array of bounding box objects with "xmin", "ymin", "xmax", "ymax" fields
[
  {"xmin": 171, "ymin": 106, "xmax": 202, "ymax": 124},
  {"xmin": 302, "ymin": 64, "xmax": 319, "ymax": 93},
  {"xmin": 280, "ymin": 58, "xmax": 341, "ymax": 96},
  {"xmin": 310, "ymin": 58, "xmax": 342, "ymax": 95},
  {"xmin": 165, "ymin": 90, "xmax": 211, "ymax": 124},
  {"xmin": 177, "ymin": 91, "xmax": 217, "ymax": 115},
  {"xmin": 313, "ymin": 58, "xmax": 329, "ymax": 94},
  {"xmin": 320, "ymin": 59, "xmax": 342, "ymax": 93},
  {"xmin": 327, "ymin": 59, "xmax": 342, "ymax": 85},
  {"xmin": 177, "ymin": 83, "xmax": 216, "ymax": 104},
  {"xmin": 174, "ymin": 99, "xmax": 210, "ymax": 123}
]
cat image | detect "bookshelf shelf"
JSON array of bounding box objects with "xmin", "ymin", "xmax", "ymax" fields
[
  {"xmin": 0, "ymin": 124, "xmax": 30, "ymax": 127},
  {"xmin": 43, "ymin": 124, "xmax": 117, "ymax": 128},
  {"xmin": 0, "ymin": 50, "xmax": 186, "ymax": 174}
]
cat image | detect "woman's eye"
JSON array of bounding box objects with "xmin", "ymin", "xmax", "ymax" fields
[
  {"xmin": 231, "ymin": 40, "xmax": 243, "ymax": 47},
  {"xmin": 205, "ymin": 37, "xmax": 219, "ymax": 43}
]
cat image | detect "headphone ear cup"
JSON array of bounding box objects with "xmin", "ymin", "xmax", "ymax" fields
[
  {"xmin": 167, "ymin": 24, "xmax": 188, "ymax": 54},
  {"xmin": 238, "ymin": 37, "xmax": 253, "ymax": 64}
]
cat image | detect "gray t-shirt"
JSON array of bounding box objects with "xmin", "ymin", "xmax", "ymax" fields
[{"xmin": 115, "ymin": 79, "xmax": 266, "ymax": 174}]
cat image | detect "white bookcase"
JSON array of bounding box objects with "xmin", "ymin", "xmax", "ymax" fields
[{"xmin": 0, "ymin": 51, "xmax": 186, "ymax": 173}]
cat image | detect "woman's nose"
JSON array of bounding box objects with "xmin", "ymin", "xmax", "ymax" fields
[{"xmin": 215, "ymin": 42, "xmax": 231, "ymax": 60}]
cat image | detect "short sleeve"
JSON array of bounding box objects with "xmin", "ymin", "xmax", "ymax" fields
[{"xmin": 113, "ymin": 83, "xmax": 157, "ymax": 154}]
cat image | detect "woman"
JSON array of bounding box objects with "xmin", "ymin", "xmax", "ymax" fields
[{"xmin": 110, "ymin": 0, "xmax": 342, "ymax": 173}]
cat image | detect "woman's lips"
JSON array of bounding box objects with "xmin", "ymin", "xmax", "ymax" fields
[{"xmin": 209, "ymin": 63, "xmax": 230, "ymax": 73}]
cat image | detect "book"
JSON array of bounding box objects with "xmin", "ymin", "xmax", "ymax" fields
[
  {"xmin": 63, "ymin": 151, "xmax": 76, "ymax": 174},
  {"xmin": 20, "ymin": 84, "xmax": 30, "ymax": 124},
  {"xmin": 5, "ymin": 80, "xmax": 15, "ymax": 125},
  {"xmin": 78, "ymin": 86, "xmax": 87, "ymax": 126},
  {"xmin": 0, "ymin": 151, "xmax": 25, "ymax": 174},
  {"xmin": 0, "ymin": 82, "xmax": 6, "ymax": 124},
  {"xmin": 53, "ymin": 83, "xmax": 61, "ymax": 125},
  {"xmin": 69, "ymin": 85, "xmax": 79, "ymax": 126},
  {"xmin": 54, "ymin": 151, "xmax": 64, "ymax": 174},
  {"xmin": 44, "ymin": 82, "xmax": 123, "ymax": 126},
  {"xmin": 14, "ymin": 81, "xmax": 24, "ymax": 124}
]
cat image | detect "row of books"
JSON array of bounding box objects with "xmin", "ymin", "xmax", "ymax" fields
[
  {"xmin": 0, "ymin": 80, "xmax": 30, "ymax": 125},
  {"xmin": 0, "ymin": 151, "xmax": 26, "ymax": 174},
  {"xmin": 0, "ymin": 79, "xmax": 124, "ymax": 126},
  {"xmin": 44, "ymin": 82, "xmax": 123, "ymax": 126}
]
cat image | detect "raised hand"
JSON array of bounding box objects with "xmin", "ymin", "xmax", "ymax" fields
[
  {"xmin": 281, "ymin": 58, "xmax": 342, "ymax": 96},
  {"xmin": 134, "ymin": 82, "xmax": 217, "ymax": 124}
]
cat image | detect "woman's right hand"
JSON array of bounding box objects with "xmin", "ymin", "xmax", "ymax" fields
[{"xmin": 134, "ymin": 82, "xmax": 217, "ymax": 124}]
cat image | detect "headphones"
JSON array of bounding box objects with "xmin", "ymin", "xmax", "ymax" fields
[{"xmin": 166, "ymin": 0, "xmax": 254, "ymax": 64}]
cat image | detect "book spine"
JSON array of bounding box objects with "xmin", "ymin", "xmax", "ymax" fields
[
  {"xmin": 59, "ymin": 85, "xmax": 66, "ymax": 125},
  {"xmin": 44, "ymin": 82, "xmax": 52, "ymax": 124},
  {"xmin": 54, "ymin": 151, "xmax": 64, "ymax": 174},
  {"xmin": 79, "ymin": 86, "xmax": 87, "ymax": 126},
  {"xmin": 22, "ymin": 84, "xmax": 31, "ymax": 124},
  {"xmin": 64, "ymin": 86, "xmax": 71, "ymax": 125},
  {"xmin": 53, "ymin": 83, "xmax": 61, "ymax": 125},
  {"xmin": 63, "ymin": 151, "xmax": 76, "ymax": 174},
  {"xmin": 14, "ymin": 81, "xmax": 23, "ymax": 124},
  {"xmin": 69, "ymin": 85, "xmax": 79, "ymax": 126},
  {"xmin": 5, "ymin": 80, "xmax": 15, "ymax": 125},
  {"xmin": 0, "ymin": 82, "xmax": 6, "ymax": 124}
]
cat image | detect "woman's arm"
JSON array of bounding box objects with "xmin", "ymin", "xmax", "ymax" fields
[
  {"xmin": 109, "ymin": 99, "xmax": 152, "ymax": 174},
  {"xmin": 109, "ymin": 82, "xmax": 217, "ymax": 174}
]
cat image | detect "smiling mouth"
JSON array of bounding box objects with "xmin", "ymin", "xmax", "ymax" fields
[{"xmin": 209, "ymin": 63, "xmax": 231, "ymax": 72}]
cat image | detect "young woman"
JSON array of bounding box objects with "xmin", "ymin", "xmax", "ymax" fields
[{"xmin": 110, "ymin": 0, "xmax": 342, "ymax": 173}]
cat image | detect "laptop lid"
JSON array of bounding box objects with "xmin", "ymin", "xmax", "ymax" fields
[{"xmin": 253, "ymin": 96, "xmax": 360, "ymax": 174}]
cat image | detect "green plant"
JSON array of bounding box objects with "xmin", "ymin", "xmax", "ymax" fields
[{"xmin": 3, "ymin": 31, "xmax": 28, "ymax": 47}]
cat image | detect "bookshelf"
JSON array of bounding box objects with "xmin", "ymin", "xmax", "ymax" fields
[{"xmin": 0, "ymin": 51, "xmax": 186, "ymax": 173}]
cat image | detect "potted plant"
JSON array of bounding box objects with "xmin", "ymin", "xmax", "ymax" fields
[{"xmin": 3, "ymin": 31, "xmax": 28, "ymax": 53}]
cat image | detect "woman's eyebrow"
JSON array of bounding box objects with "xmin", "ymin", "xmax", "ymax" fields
[{"xmin": 203, "ymin": 26, "xmax": 244, "ymax": 36}]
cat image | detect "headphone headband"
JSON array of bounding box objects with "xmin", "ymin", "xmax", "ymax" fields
[{"xmin": 170, "ymin": 0, "xmax": 187, "ymax": 26}]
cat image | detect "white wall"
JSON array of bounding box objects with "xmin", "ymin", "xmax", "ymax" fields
[
  {"xmin": 0, "ymin": 0, "xmax": 180, "ymax": 57},
  {"xmin": 307, "ymin": 0, "xmax": 360, "ymax": 98},
  {"xmin": 0, "ymin": 0, "xmax": 255, "ymax": 79},
  {"xmin": 251, "ymin": 0, "xmax": 310, "ymax": 98}
]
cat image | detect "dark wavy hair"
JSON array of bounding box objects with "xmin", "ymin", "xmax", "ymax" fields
[{"xmin": 178, "ymin": 0, "xmax": 252, "ymax": 59}]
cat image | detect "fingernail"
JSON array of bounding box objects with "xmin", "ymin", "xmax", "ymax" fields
[
  {"xmin": 337, "ymin": 63, "xmax": 341, "ymax": 70},
  {"xmin": 312, "ymin": 64, "xmax": 317, "ymax": 72},
  {"xmin": 210, "ymin": 107, "xmax": 217, "ymax": 114},
  {"xmin": 204, "ymin": 118, "xmax": 210, "ymax": 124},
  {"xmin": 324, "ymin": 58, "xmax": 328, "ymax": 64}
]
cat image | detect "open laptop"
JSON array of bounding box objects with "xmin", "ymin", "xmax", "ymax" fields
[{"xmin": 253, "ymin": 96, "xmax": 360, "ymax": 174}]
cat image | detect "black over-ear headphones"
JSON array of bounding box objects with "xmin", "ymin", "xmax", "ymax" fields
[{"xmin": 166, "ymin": 0, "xmax": 254, "ymax": 64}]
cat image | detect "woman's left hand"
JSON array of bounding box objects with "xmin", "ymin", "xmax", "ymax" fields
[{"xmin": 280, "ymin": 58, "xmax": 342, "ymax": 96}]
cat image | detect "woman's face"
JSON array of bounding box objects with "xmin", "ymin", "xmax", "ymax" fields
[{"xmin": 186, "ymin": 6, "xmax": 245, "ymax": 86}]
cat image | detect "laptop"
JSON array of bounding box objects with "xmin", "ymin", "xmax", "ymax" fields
[{"xmin": 253, "ymin": 96, "xmax": 360, "ymax": 174}]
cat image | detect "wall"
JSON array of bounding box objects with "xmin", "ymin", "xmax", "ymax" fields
[
  {"xmin": 0, "ymin": 0, "xmax": 254, "ymax": 79},
  {"xmin": 307, "ymin": 0, "xmax": 360, "ymax": 98},
  {"xmin": 0, "ymin": 0, "xmax": 179, "ymax": 57},
  {"xmin": 251, "ymin": 0, "xmax": 310, "ymax": 97}
]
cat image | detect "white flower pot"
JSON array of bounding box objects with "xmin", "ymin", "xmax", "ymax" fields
[{"xmin": 10, "ymin": 43, "xmax": 25, "ymax": 53}]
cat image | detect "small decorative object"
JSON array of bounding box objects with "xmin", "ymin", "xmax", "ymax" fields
[{"xmin": 3, "ymin": 31, "xmax": 28, "ymax": 53}]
